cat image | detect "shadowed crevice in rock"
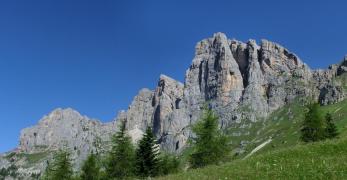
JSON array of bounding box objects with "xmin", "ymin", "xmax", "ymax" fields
[{"xmin": 153, "ymin": 105, "xmax": 161, "ymax": 135}]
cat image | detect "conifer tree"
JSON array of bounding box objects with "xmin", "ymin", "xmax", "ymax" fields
[
  {"xmin": 301, "ymin": 103, "xmax": 326, "ymax": 142},
  {"xmin": 41, "ymin": 150, "xmax": 73, "ymax": 180},
  {"xmin": 325, "ymin": 113, "xmax": 339, "ymax": 139},
  {"xmin": 189, "ymin": 106, "xmax": 231, "ymax": 168},
  {"xmin": 135, "ymin": 127, "xmax": 160, "ymax": 177},
  {"xmin": 105, "ymin": 120, "xmax": 135, "ymax": 179},
  {"xmin": 80, "ymin": 152, "xmax": 100, "ymax": 180}
]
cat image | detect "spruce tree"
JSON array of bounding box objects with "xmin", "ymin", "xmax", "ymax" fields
[
  {"xmin": 105, "ymin": 120, "xmax": 135, "ymax": 179},
  {"xmin": 301, "ymin": 103, "xmax": 326, "ymax": 142},
  {"xmin": 325, "ymin": 113, "xmax": 339, "ymax": 139},
  {"xmin": 135, "ymin": 126, "xmax": 160, "ymax": 177},
  {"xmin": 80, "ymin": 152, "xmax": 100, "ymax": 180},
  {"xmin": 41, "ymin": 150, "xmax": 73, "ymax": 180},
  {"xmin": 189, "ymin": 106, "xmax": 231, "ymax": 168}
]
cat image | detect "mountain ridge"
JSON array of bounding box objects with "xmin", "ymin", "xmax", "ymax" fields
[{"xmin": 1, "ymin": 32, "xmax": 347, "ymax": 179}]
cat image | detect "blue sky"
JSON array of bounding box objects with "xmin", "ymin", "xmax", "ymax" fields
[{"xmin": 0, "ymin": 0, "xmax": 347, "ymax": 152}]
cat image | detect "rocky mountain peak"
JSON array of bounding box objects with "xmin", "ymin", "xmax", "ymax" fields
[
  {"xmin": 19, "ymin": 107, "xmax": 115, "ymax": 163},
  {"xmin": 16, "ymin": 34, "xmax": 346, "ymax": 154},
  {"xmin": 2, "ymin": 32, "xmax": 346, "ymax": 179},
  {"xmin": 38, "ymin": 108, "xmax": 83, "ymax": 125}
]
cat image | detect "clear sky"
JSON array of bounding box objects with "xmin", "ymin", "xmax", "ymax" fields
[{"xmin": 1, "ymin": 0, "xmax": 347, "ymax": 153}]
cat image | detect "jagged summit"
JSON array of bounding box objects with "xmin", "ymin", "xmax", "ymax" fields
[
  {"xmin": 39, "ymin": 108, "xmax": 83, "ymax": 123},
  {"xmin": 1, "ymin": 32, "xmax": 346, "ymax": 178},
  {"xmin": 19, "ymin": 33, "xmax": 347, "ymax": 154}
]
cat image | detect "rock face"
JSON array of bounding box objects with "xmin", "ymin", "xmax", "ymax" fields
[
  {"xmin": 120, "ymin": 75, "xmax": 190, "ymax": 152},
  {"xmin": 19, "ymin": 108, "xmax": 115, "ymax": 153},
  {"xmin": 313, "ymin": 61, "xmax": 346, "ymax": 105},
  {"xmin": 114, "ymin": 33, "xmax": 346, "ymax": 154},
  {"xmin": 1, "ymin": 32, "xmax": 346, "ymax": 179},
  {"xmin": 20, "ymin": 108, "xmax": 116, "ymax": 166}
]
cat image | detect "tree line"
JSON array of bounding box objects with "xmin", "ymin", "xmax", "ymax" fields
[
  {"xmin": 39, "ymin": 102, "xmax": 340, "ymax": 179},
  {"xmin": 40, "ymin": 107, "xmax": 230, "ymax": 179}
]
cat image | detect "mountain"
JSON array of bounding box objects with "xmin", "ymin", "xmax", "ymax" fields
[{"xmin": 1, "ymin": 32, "xmax": 346, "ymax": 179}]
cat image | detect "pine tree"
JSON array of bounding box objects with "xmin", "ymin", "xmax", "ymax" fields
[
  {"xmin": 105, "ymin": 120, "xmax": 135, "ymax": 179},
  {"xmin": 189, "ymin": 106, "xmax": 231, "ymax": 168},
  {"xmin": 80, "ymin": 152, "xmax": 100, "ymax": 180},
  {"xmin": 301, "ymin": 103, "xmax": 326, "ymax": 142},
  {"xmin": 135, "ymin": 126, "xmax": 160, "ymax": 177},
  {"xmin": 41, "ymin": 150, "xmax": 73, "ymax": 180},
  {"xmin": 325, "ymin": 113, "xmax": 339, "ymax": 139}
]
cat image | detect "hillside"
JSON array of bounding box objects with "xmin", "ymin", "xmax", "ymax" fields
[
  {"xmin": 158, "ymin": 99, "xmax": 347, "ymax": 179},
  {"xmin": 231, "ymin": 79, "xmax": 347, "ymax": 159},
  {"xmin": 159, "ymin": 136, "xmax": 347, "ymax": 179}
]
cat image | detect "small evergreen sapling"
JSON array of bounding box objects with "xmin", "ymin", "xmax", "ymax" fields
[
  {"xmin": 301, "ymin": 103, "xmax": 326, "ymax": 142},
  {"xmin": 325, "ymin": 113, "xmax": 339, "ymax": 139},
  {"xmin": 189, "ymin": 106, "xmax": 231, "ymax": 168}
]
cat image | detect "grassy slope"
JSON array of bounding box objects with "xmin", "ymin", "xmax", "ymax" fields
[
  {"xmin": 158, "ymin": 99, "xmax": 347, "ymax": 179},
  {"xmin": 160, "ymin": 137, "xmax": 347, "ymax": 179}
]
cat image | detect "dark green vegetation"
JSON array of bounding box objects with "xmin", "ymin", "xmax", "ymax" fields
[
  {"xmin": 41, "ymin": 150, "xmax": 74, "ymax": 180},
  {"xmin": 189, "ymin": 107, "xmax": 231, "ymax": 168},
  {"xmin": 325, "ymin": 113, "xmax": 339, "ymax": 139},
  {"xmin": 105, "ymin": 120, "xmax": 135, "ymax": 179},
  {"xmin": 301, "ymin": 103, "xmax": 338, "ymax": 142},
  {"xmin": 80, "ymin": 153, "xmax": 100, "ymax": 180},
  {"xmin": 135, "ymin": 127, "xmax": 160, "ymax": 177},
  {"xmin": 301, "ymin": 103, "xmax": 326, "ymax": 142}
]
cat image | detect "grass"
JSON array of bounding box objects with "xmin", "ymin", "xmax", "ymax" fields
[
  {"xmin": 158, "ymin": 137, "xmax": 347, "ymax": 179},
  {"xmin": 234, "ymin": 98, "xmax": 347, "ymax": 158},
  {"xmin": 24, "ymin": 151, "xmax": 50, "ymax": 165},
  {"xmin": 157, "ymin": 99, "xmax": 347, "ymax": 179},
  {"xmin": 222, "ymin": 98, "xmax": 306, "ymax": 159}
]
